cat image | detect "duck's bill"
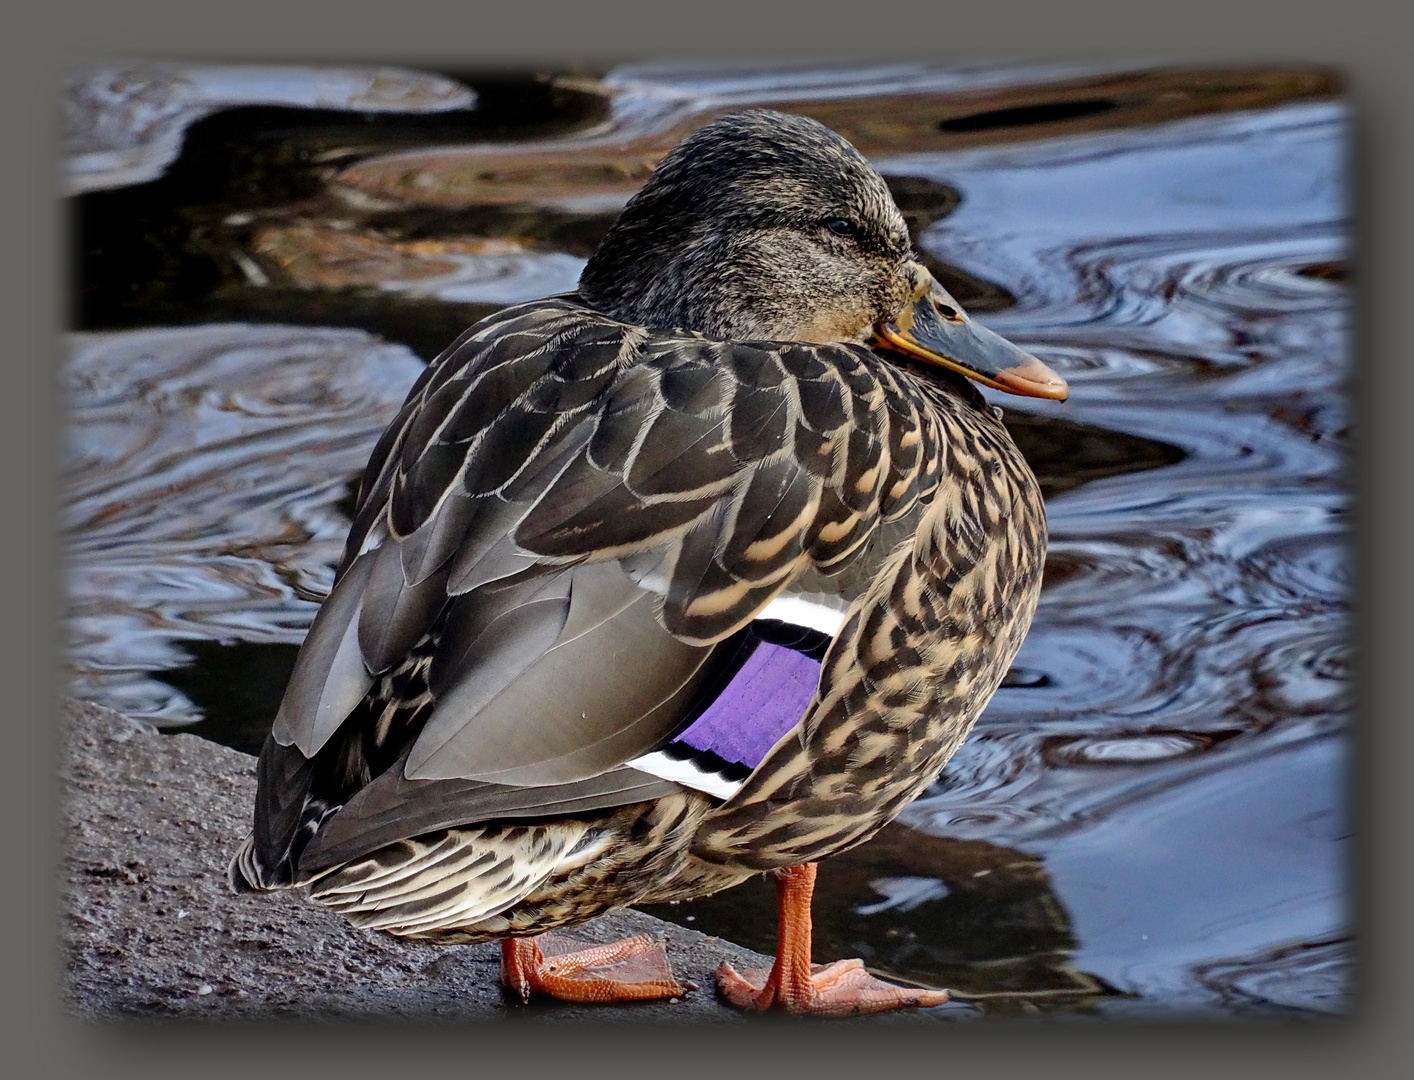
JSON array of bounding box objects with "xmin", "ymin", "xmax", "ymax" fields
[{"xmin": 872, "ymin": 275, "xmax": 1069, "ymax": 401}]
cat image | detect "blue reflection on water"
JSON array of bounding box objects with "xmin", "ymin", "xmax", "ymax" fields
[{"xmin": 887, "ymin": 100, "xmax": 1349, "ymax": 1015}]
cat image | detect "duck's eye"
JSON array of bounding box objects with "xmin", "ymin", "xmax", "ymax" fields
[
  {"xmin": 933, "ymin": 300, "xmax": 961, "ymax": 320},
  {"xmin": 824, "ymin": 218, "xmax": 857, "ymax": 238}
]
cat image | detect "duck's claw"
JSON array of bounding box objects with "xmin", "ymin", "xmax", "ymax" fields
[
  {"xmin": 501, "ymin": 932, "xmax": 689, "ymax": 1004},
  {"xmin": 717, "ymin": 957, "xmax": 950, "ymax": 1017}
]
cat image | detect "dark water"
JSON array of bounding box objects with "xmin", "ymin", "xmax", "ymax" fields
[{"xmin": 63, "ymin": 61, "xmax": 1350, "ymax": 1019}]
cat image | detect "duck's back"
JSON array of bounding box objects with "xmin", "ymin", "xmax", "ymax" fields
[{"xmin": 232, "ymin": 296, "xmax": 1044, "ymax": 926}]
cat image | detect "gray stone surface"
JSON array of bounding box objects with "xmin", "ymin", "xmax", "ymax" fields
[{"xmin": 58, "ymin": 697, "xmax": 783, "ymax": 1024}]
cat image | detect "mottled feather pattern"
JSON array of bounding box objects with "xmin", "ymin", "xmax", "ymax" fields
[
  {"xmin": 343, "ymin": 297, "xmax": 959, "ymax": 645},
  {"xmin": 309, "ymin": 819, "xmax": 596, "ymax": 939},
  {"xmin": 238, "ymin": 296, "xmax": 1047, "ymax": 942},
  {"xmin": 308, "ymin": 793, "xmax": 748, "ymax": 944},
  {"xmin": 691, "ymin": 396, "xmax": 1046, "ymax": 871}
]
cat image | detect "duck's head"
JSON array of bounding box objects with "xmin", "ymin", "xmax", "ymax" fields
[{"xmin": 579, "ymin": 109, "xmax": 1067, "ymax": 401}]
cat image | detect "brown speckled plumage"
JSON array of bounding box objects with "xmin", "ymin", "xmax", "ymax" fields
[{"xmin": 230, "ymin": 110, "xmax": 1051, "ymax": 965}]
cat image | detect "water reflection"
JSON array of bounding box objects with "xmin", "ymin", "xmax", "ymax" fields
[
  {"xmin": 247, "ymin": 223, "xmax": 588, "ymax": 305},
  {"xmin": 65, "ymin": 62, "xmax": 477, "ymax": 196},
  {"xmin": 63, "ymin": 324, "xmax": 424, "ymax": 719},
  {"xmin": 1194, "ymin": 935, "xmax": 1352, "ymax": 1016},
  {"xmin": 329, "ymin": 64, "xmax": 1336, "ymax": 211},
  {"xmin": 62, "ymin": 61, "xmax": 1351, "ymax": 1018},
  {"xmin": 885, "ymin": 95, "xmax": 1349, "ymax": 1014},
  {"xmin": 645, "ymin": 821, "xmax": 1117, "ymax": 1015}
]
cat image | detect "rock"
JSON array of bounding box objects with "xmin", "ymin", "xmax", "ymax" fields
[{"xmin": 58, "ymin": 697, "xmax": 778, "ymax": 1023}]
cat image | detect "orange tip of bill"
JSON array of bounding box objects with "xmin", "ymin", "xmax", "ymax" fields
[{"xmin": 993, "ymin": 358, "xmax": 1070, "ymax": 401}]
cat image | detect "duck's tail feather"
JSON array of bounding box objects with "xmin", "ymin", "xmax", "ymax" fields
[
  {"xmin": 227, "ymin": 833, "xmax": 277, "ymax": 893},
  {"xmin": 228, "ymin": 731, "xmax": 340, "ymax": 892},
  {"xmin": 228, "ymin": 794, "xmax": 342, "ymax": 893}
]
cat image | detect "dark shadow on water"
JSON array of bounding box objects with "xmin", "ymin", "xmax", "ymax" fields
[
  {"xmin": 1297, "ymin": 260, "xmax": 1349, "ymax": 284},
  {"xmin": 1004, "ymin": 411, "xmax": 1186, "ymax": 500},
  {"xmin": 940, "ymin": 99, "xmax": 1119, "ymax": 134},
  {"xmin": 70, "ymin": 70, "xmax": 611, "ymax": 357},
  {"xmin": 639, "ymin": 821, "xmax": 1126, "ymax": 1016},
  {"xmin": 156, "ymin": 640, "xmax": 300, "ymax": 756},
  {"xmin": 73, "ymin": 125, "xmax": 1014, "ymax": 354}
]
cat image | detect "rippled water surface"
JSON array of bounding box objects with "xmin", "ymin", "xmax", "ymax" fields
[{"xmin": 64, "ymin": 61, "xmax": 1351, "ymax": 1019}]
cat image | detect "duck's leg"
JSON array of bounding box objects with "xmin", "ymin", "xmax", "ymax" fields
[
  {"xmin": 500, "ymin": 932, "xmax": 689, "ymax": 1004},
  {"xmin": 716, "ymin": 862, "xmax": 950, "ymax": 1016}
]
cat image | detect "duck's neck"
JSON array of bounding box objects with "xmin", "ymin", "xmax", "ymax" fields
[{"xmin": 580, "ymin": 231, "xmax": 814, "ymax": 342}]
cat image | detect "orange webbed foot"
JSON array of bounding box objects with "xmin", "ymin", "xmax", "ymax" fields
[
  {"xmin": 717, "ymin": 957, "xmax": 950, "ymax": 1017},
  {"xmin": 501, "ymin": 932, "xmax": 691, "ymax": 1004},
  {"xmin": 715, "ymin": 862, "xmax": 950, "ymax": 1017}
]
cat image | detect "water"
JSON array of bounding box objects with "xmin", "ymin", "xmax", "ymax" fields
[{"xmin": 62, "ymin": 61, "xmax": 1351, "ymax": 1019}]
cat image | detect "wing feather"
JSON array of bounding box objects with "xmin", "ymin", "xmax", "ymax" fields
[
  {"xmin": 297, "ymin": 763, "xmax": 682, "ymax": 875},
  {"xmin": 398, "ymin": 491, "xmax": 477, "ymax": 588},
  {"xmin": 249, "ymin": 298, "xmax": 959, "ymax": 881},
  {"xmin": 408, "ymin": 561, "xmax": 712, "ymax": 784},
  {"xmin": 271, "ymin": 551, "xmax": 377, "ymax": 757},
  {"xmin": 357, "ymin": 538, "xmax": 453, "ymax": 675}
]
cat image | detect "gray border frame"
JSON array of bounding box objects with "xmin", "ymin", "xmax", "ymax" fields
[{"xmin": 9, "ymin": 0, "xmax": 1403, "ymax": 1074}]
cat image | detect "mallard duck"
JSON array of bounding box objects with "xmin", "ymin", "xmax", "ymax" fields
[{"xmin": 229, "ymin": 109, "xmax": 1067, "ymax": 1016}]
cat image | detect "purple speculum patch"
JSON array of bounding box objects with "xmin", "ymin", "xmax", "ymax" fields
[{"xmin": 664, "ymin": 641, "xmax": 821, "ymax": 777}]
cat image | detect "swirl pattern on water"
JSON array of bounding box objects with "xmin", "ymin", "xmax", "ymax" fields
[
  {"xmin": 871, "ymin": 101, "xmax": 1350, "ymax": 1010},
  {"xmin": 63, "ymin": 325, "xmax": 424, "ymax": 720}
]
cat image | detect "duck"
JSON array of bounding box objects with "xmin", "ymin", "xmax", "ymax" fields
[{"xmin": 229, "ymin": 108, "xmax": 1068, "ymax": 1016}]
